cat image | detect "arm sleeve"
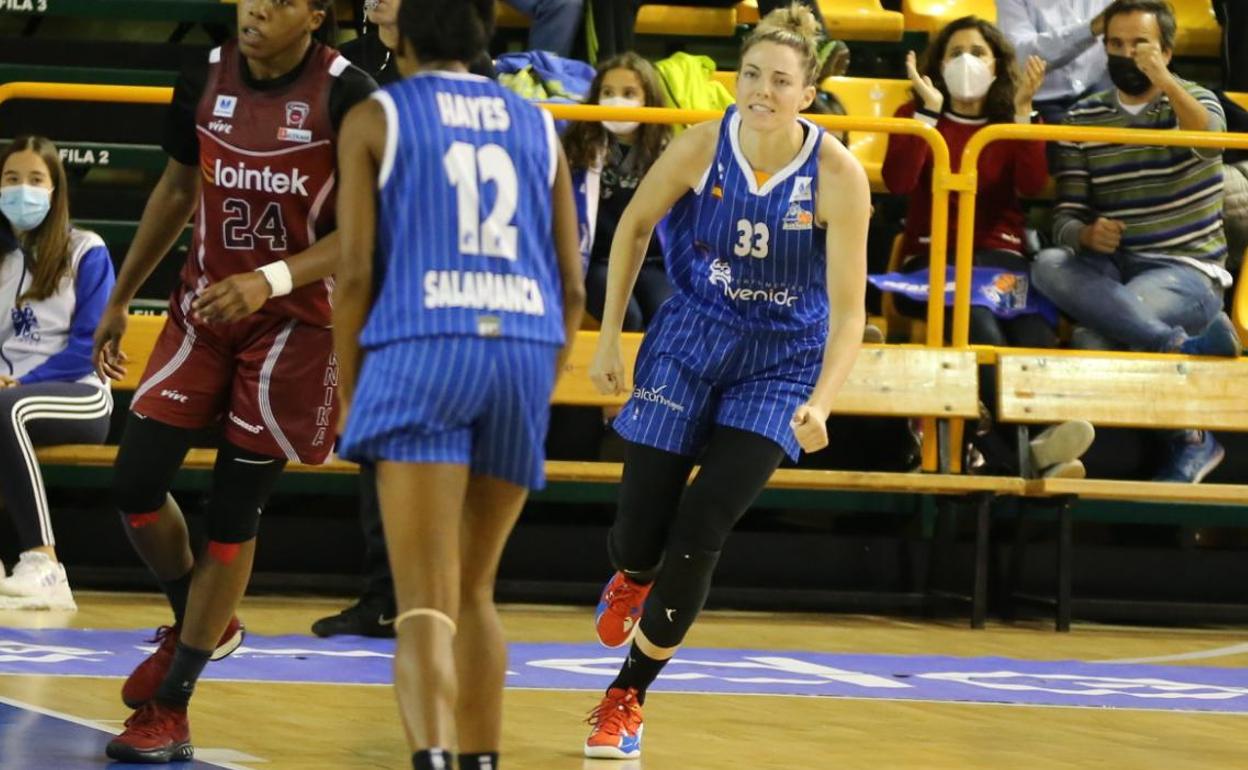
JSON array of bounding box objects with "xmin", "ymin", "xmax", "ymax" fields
[
  {"xmin": 161, "ymin": 62, "xmax": 207, "ymax": 167},
  {"xmin": 996, "ymin": 0, "xmax": 1099, "ymax": 70},
  {"xmin": 1012, "ymin": 120, "xmax": 1051, "ymax": 197},
  {"xmin": 881, "ymin": 101, "xmax": 933, "ymax": 195},
  {"xmin": 19, "ymin": 245, "xmax": 116, "ymax": 385},
  {"xmin": 1191, "ymin": 83, "xmax": 1227, "ymax": 160},
  {"xmin": 329, "ymin": 65, "xmax": 380, "ymax": 133},
  {"xmin": 1052, "ymin": 124, "xmax": 1094, "ymax": 250}
]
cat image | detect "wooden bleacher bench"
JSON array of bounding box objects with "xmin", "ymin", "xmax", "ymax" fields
[
  {"xmin": 37, "ymin": 314, "xmax": 1012, "ymax": 626},
  {"xmin": 995, "ymin": 349, "xmax": 1248, "ymax": 630}
]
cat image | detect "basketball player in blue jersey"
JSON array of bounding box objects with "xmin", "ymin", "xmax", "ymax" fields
[
  {"xmin": 333, "ymin": 2, "xmax": 584, "ymax": 769},
  {"xmin": 582, "ymin": 3, "xmax": 870, "ymax": 759}
]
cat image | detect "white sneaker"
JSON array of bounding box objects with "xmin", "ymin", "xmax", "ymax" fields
[{"xmin": 0, "ymin": 552, "xmax": 77, "ymax": 611}]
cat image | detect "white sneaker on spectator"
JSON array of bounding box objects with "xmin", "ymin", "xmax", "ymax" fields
[{"xmin": 0, "ymin": 552, "xmax": 77, "ymax": 611}]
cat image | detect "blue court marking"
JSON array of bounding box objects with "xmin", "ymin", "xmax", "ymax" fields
[
  {"xmin": 2, "ymin": 628, "xmax": 1248, "ymax": 714},
  {"xmin": 0, "ymin": 696, "xmax": 240, "ymax": 769}
]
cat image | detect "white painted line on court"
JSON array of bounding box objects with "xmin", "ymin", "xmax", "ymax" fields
[
  {"xmin": 0, "ymin": 694, "xmax": 263, "ymax": 769},
  {"xmin": 1100, "ymin": 642, "xmax": 1248, "ymax": 665}
]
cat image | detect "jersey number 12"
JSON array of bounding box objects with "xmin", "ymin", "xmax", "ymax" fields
[{"xmin": 444, "ymin": 141, "xmax": 518, "ymax": 261}]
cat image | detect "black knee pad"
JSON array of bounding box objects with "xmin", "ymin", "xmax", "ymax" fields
[
  {"xmin": 639, "ymin": 543, "xmax": 721, "ymax": 648},
  {"xmin": 668, "ymin": 487, "xmax": 740, "ymax": 555},
  {"xmin": 113, "ymin": 413, "xmax": 192, "ymax": 515},
  {"xmin": 607, "ymin": 527, "xmax": 662, "ymax": 582},
  {"xmin": 204, "ymin": 443, "xmax": 286, "ymax": 543}
]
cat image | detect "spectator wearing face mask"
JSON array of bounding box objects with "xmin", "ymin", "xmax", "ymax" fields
[
  {"xmin": 0, "ymin": 135, "xmax": 116, "ymax": 610},
  {"xmin": 1032, "ymin": 0, "xmax": 1240, "ymax": 484},
  {"xmin": 881, "ymin": 16, "xmax": 1096, "ymax": 479},
  {"xmin": 563, "ymin": 52, "xmax": 674, "ymax": 331}
]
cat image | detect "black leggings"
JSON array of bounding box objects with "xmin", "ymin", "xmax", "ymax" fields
[
  {"xmin": 586, "ymin": 260, "xmax": 672, "ymax": 332},
  {"xmin": 609, "ymin": 427, "xmax": 785, "ymax": 647},
  {"xmin": 0, "ymin": 382, "xmax": 111, "ymax": 550}
]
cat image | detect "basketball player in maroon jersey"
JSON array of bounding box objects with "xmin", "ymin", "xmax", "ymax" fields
[{"xmin": 91, "ymin": 0, "xmax": 375, "ymax": 762}]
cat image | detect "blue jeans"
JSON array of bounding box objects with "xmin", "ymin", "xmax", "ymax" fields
[
  {"xmin": 508, "ymin": 0, "xmax": 584, "ymax": 57},
  {"xmin": 1031, "ymin": 248, "xmax": 1223, "ymax": 352}
]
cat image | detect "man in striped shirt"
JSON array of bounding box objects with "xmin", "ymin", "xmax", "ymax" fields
[{"xmin": 1032, "ymin": 0, "xmax": 1241, "ymax": 484}]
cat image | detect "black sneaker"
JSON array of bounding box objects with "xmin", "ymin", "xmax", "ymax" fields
[{"xmin": 311, "ymin": 598, "xmax": 396, "ymax": 638}]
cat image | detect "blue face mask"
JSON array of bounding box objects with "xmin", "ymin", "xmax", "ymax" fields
[{"xmin": 0, "ymin": 184, "xmax": 52, "ymax": 233}]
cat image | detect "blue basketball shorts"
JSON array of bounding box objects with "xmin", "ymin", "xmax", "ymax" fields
[
  {"xmin": 613, "ymin": 298, "xmax": 824, "ymax": 461},
  {"xmin": 338, "ymin": 336, "xmax": 560, "ymax": 489}
]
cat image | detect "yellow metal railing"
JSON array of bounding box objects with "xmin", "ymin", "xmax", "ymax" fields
[{"xmin": 0, "ymin": 81, "xmax": 174, "ymax": 107}]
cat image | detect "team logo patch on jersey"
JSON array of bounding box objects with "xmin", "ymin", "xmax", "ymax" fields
[
  {"xmin": 213, "ymin": 94, "xmax": 238, "ymax": 118},
  {"xmin": 789, "ymin": 176, "xmax": 812, "ymax": 203},
  {"xmin": 10, "ymin": 305, "xmax": 39, "ymax": 342},
  {"xmin": 278, "ymin": 127, "xmax": 313, "ymax": 144},
  {"xmin": 782, "ymin": 202, "xmax": 814, "ymax": 231},
  {"xmin": 284, "ymin": 100, "xmax": 311, "ymax": 128},
  {"xmin": 707, "ymin": 259, "xmax": 800, "ymax": 307}
]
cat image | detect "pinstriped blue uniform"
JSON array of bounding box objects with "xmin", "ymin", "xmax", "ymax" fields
[
  {"xmin": 339, "ymin": 71, "xmax": 564, "ymax": 489},
  {"xmin": 615, "ymin": 106, "xmax": 828, "ymax": 460}
]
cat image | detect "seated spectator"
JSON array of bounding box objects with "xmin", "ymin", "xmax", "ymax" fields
[
  {"xmin": 0, "ymin": 136, "xmax": 116, "ymax": 610},
  {"xmin": 881, "ymin": 15, "xmax": 1094, "ymax": 477},
  {"xmin": 564, "ymin": 53, "xmax": 674, "ymax": 331},
  {"xmin": 505, "ymin": 0, "xmax": 585, "ymax": 58},
  {"xmin": 997, "ymin": 0, "xmax": 1113, "ymax": 124},
  {"xmin": 1032, "ymin": 0, "xmax": 1241, "ymax": 484},
  {"xmin": 339, "ymin": 0, "xmax": 495, "ymax": 88}
]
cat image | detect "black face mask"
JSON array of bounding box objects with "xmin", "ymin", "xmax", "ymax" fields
[{"xmin": 1106, "ymin": 53, "xmax": 1155, "ymax": 97}]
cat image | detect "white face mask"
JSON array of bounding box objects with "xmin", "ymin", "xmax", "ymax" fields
[
  {"xmin": 598, "ymin": 96, "xmax": 644, "ymax": 136},
  {"xmin": 941, "ymin": 53, "xmax": 995, "ymax": 101}
]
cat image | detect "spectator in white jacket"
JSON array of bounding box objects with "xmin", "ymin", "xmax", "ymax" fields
[
  {"xmin": 996, "ymin": 0, "xmax": 1114, "ymax": 123},
  {"xmin": 0, "ymin": 135, "xmax": 115, "ymax": 611}
]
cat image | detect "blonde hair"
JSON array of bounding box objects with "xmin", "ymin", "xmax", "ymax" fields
[{"xmin": 740, "ymin": 2, "xmax": 823, "ymax": 86}]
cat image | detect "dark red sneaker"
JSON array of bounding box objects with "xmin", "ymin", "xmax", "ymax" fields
[
  {"xmin": 105, "ymin": 701, "xmax": 193, "ymax": 763},
  {"xmin": 121, "ymin": 616, "xmax": 245, "ymax": 708}
]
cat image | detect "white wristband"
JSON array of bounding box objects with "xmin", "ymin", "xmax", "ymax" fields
[{"xmin": 256, "ymin": 260, "xmax": 293, "ymax": 298}]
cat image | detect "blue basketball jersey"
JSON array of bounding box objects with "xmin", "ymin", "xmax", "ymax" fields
[
  {"xmin": 361, "ymin": 72, "xmax": 564, "ymax": 347},
  {"xmin": 665, "ymin": 105, "xmax": 828, "ymax": 335}
]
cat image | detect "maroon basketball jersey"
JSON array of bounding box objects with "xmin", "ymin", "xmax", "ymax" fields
[{"xmin": 187, "ymin": 40, "xmax": 346, "ymax": 327}]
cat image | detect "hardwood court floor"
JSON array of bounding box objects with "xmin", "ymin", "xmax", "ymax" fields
[{"xmin": 1, "ymin": 593, "xmax": 1246, "ymax": 769}]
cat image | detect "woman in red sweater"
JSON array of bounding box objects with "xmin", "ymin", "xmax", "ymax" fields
[{"xmin": 883, "ymin": 15, "xmax": 1092, "ymax": 477}]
